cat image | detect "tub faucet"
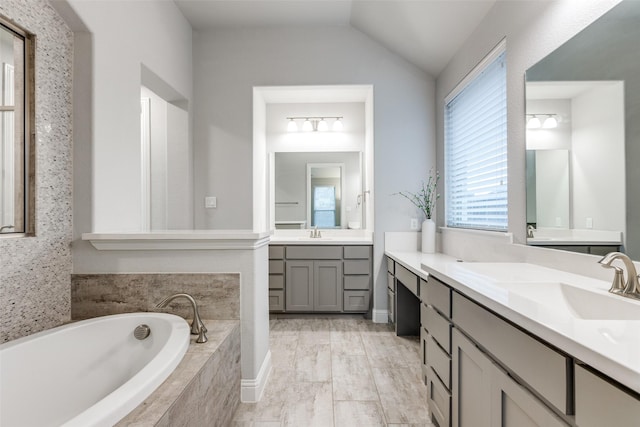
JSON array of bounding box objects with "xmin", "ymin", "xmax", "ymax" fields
[
  {"xmin": 598, "ymin": 252, "xmax": 640, "ymax": 300},
  {"xmin": 156, "ymin": 293, "xmax": 208, "ymax": 343}
]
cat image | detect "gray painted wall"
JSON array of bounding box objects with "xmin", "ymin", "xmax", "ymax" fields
[{"xmin": 193, "ymin": 26, "xmax": 436, "ymax": 311}]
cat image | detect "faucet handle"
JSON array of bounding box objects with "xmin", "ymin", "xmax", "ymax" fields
[{"xmin": 609, "ymin": 267, "xmax": 625, "ymax": 294}]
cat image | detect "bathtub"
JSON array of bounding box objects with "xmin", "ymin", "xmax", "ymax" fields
[{"xmin": 0, "ymin": 313, "xmax": 190, "ymax": 427}]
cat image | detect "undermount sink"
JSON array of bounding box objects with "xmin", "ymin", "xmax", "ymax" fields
[
  {"xmin": 297, "ymin": 237, "xmax": 332, "ymax": 241},
  {"xmin": 494, "ymin": 281, "xmax": 640, "ymax": 321}
]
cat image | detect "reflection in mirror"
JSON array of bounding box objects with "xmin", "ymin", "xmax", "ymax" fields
[
  {"xmin": 525, "ymin": 0, "xmax": 639, "ymax": 258},
  {"xmin": 275, "ymin": 152, "xmax": 362, "ymax": 230},
  {"xmin": 1, "ymin": 19, "xmax": 33, "ymax": 235}
]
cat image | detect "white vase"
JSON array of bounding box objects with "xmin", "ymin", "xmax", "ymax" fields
[{"xmin": 422, "ymin": 219, "xmax": 436, "ymax": 254}]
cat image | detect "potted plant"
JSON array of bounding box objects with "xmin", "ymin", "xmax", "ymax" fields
[{"xmin": 396, "ymin": 169, "xmax": 440, "ymax": 253}]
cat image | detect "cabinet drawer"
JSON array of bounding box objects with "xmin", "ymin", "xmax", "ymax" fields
[
  {"xmin": 269, "ymin": 290, "xmax": 284, "ymax": 312},
  {"xmin": 387, "ymin": 272, "xmax": 395, "ymax": 292},
  {"xmin": 286, "ymin": 245, "xmax": 342, "ymax": 259},
  {"xmin": 575, "ymin": 364, "xmax": 640, "ymax": 427},
  {"xmin": 344, "ymin": 246, "xmax": 371, "ymax": 259},
  {"xmin": 269, "ymin": 260, "xmax": 284, "ymax": 275},
  {"xmin": 344, "ymin": 275, "xmax": 370, "ymax": 290},
  {"xmin": 344, "ymin": 260, "xmax": 370, "ymax": 275},
  {"xmin": 427, "ymin": 276, "xmax": 451, "ymax": 318},
  {"xmin": 269, "ymin": 245, "xmax": 284, "ymax": 259},
  {"xmin": 428, "ymin": 372, "xmax": 451, "ymax": 427},
  {"xmin": 396, "ymin": 264, "xmax": 418, "ymax": 296},
  {"xmin": 428, "ymin": 336, "xmax": 451, "ymax": 390},
  {"xmin": 387, "ymin": 257, "xmax": 395, "ymax": 274},
  {"xmin": 426, "ymin": 304, "xmax": 452, "ymax": 354},
  {"xmin": 344, "ymin": 290, "xmax": 370, "ymax": 312},
  {"xmin": 268, "ymin": 275, "xmax": 284, "ymax": 289},
  {"xmin": 453, "ymin": 292, "xmax": 569, "ymax": 415},
  {"xmin": 388, "ymin": 288, "xmax": 395, "ymax": 323}
]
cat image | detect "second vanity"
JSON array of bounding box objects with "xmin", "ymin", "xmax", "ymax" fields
[
  {"xmin": 269, "ymin": 231, "xmax": 373, "ymax": 314},
  {"xmin": 386, "ymin": 249, "xmax": 640, "ymax": 427}
]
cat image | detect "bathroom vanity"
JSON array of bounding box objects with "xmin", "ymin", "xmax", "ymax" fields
[
  {"xmin": 268, "ymin": 234, "xmax": 373, "ymax": 313},
  {"xmin": 386, "ymin": 251, "xmax": 640, "ymax": 427}
]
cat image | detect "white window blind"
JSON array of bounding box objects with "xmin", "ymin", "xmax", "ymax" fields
[{"xmin": 445, "ymin": 44, "xmax": 507, "ymax": 231}]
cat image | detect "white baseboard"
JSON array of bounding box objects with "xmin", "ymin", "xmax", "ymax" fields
[
  {"xmin": 240, "ymin": 350, "xmax": 272, "ymax": 402},
  {"xmin": 372, "ymin": 309, "xmax": 389, "ymax": 324}
]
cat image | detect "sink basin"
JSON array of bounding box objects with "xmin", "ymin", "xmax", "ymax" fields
[
  {"xmin": 495, "ymin": 281, "xmax": 640, "ymax": 320},
  {"xmin": 455, "ymin": 263, "xmax": 563, "ymax": 283},
  {"xmin": 296, "ymin": 237, "xmax": 332, "ymax": 241}
]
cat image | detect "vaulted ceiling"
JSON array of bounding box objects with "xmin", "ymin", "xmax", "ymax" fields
[{"xmin": 173, "ymin": 0, "xmax": 497, "ymax": 77}]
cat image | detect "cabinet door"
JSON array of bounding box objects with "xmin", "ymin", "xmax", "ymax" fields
[
  {"xmin": 491, "ymin": 364, "xmax": 567, "ymax": 427},
  {"xmin": 286, "ymin": 260, "xmax": 314, "ymax": 311},
  {"xmin": 452, "ymin": 328, "xmax": 491, "ymax": 427},
  {"xmin": 314, "ymin": 260, "xmax": 342, "ymax": 311}
]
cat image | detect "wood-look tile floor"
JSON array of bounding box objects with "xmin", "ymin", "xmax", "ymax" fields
[{"xmin": 231, "ymin": 316, "xmax": 434, "ymax": 427}]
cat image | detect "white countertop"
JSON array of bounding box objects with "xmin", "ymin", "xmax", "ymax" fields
[
  {"xmin": 385, "ymin": 250, "xmax": 640, "ymax": 394},
  {"xmin": 269, "ymin": 230, "xmax": 373, "ymax": 245}
]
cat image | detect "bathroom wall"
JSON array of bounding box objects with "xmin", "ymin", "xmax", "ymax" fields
[
  {"xmin": 58, "ymin": 0, "xmax": 193, "ymax": 234},
  {"xmin": 435, "ymin": 0, "xmax": 622, "ymax": 246},
  {"xmin": 193, "ymin": 26, "xmax": 435, "ymax": 314},
  {"xmin": 0, "ymin": 0, "xmax": 73, "ymax": 342}
]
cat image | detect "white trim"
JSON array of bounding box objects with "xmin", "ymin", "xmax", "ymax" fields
[
  {"xmin": 241, "ymin": 350, "xmax": 272, "ymax": 402},
  {"xmin": 440, "ymin": 226, "xmax": 513, "ymax": 244},
  {"xmin": 81, "ymin": 231, "xmax": 271, "ymax": 250},
  {"xmin": 372, "ymin": 309, "xmax": 389, "ymax": 324},
  {"xmin": 445, "ymin": 38, "xmax": 506, "ymax": 104},
  {"xmin": 140, "ymin": 97, "xmax": 151, "ymax": 231}
]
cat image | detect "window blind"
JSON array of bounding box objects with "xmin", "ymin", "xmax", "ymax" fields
[{"xmin": 445, "ymin": 46, "xmax": 507, "ymax": 231}]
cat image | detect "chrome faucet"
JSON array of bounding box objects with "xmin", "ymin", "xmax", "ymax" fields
[
  {"xmin": 156, "ymin": 293, "xmax": 208, "ymax": 343},
  {"xmin": 527, "ymin": 225, "xmax": 535, "ymax": 238},
  {"xmin": 598, "ymin": 252, "xmax": 640, "ymax": 300}
]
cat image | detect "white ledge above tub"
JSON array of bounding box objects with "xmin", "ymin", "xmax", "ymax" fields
[{"xmin": 82, "ymin": 230, "xmax": 271, "ymax": 250}]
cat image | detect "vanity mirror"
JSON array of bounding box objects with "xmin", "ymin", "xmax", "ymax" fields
[{"xmin": 525, "ymin": 0, "xmax": 640, "ymax": 259}]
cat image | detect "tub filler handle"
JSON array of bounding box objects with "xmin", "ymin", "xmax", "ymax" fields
[{"xmin": 155, "ymin": 293, "xmax": 208, "ymax": 343}]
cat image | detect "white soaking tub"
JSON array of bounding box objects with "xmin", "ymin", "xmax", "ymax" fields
[{"xmin": 0, "ymin": 313, "xmax": 190, "ymax": 427}]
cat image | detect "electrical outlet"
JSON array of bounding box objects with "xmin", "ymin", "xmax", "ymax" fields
[
  {"xmin": 410, "ymin": 218, "xmax": 418, "ymax": 230},
  {"xmin": 586, "ymin": 217, "xmax": 593, "ymax": 229}
]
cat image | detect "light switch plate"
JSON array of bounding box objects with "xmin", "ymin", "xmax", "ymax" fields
[{"xmin": 205, "ymin": 196, "xmax": 217, "ymax": 208}]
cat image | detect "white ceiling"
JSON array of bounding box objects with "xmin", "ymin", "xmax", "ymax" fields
[{"xmin": 173, "ymin": 0, "xmax": 497, "ymax": 77}]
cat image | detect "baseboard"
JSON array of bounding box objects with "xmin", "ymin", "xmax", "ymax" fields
[
  {"xmin": 240, "ymin": 350, "xmax": 272, "ymax": 403},
  {"xmin": 372, "ymin": 309, "xmax": 389, "ymax": 324}
]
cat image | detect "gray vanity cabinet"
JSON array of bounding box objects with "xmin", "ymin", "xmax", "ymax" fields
[
  {"xmin": 387, "ymin": 257, "xmax": 396, "ymax": 324},
  {"xmin": 286, "ymin": 259, "xmax": 342, "ymax": 312},
  {"xmin": 270, "ymin": 244, "xmax": 372, "ymax": 313},
  {"xmin": 575, "ymin": 364, "xmax": 640, "ymax": 427},
  {"xmin": 452, "ymin": 328, "xmax": 566, "ymax": 427}
]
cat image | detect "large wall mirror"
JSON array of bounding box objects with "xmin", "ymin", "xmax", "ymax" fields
[{"xmin": 525, "ymin": 0, "xmax": 640, "ymax": 259}]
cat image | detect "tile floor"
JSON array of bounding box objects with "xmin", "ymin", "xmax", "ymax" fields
[{"xmin": 231, "ymin": 315, "xmax": 434, "ymax": 426}]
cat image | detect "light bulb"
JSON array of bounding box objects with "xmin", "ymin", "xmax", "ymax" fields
[
  {"xmin": 542, "ymin": 115, "xmax": 558, "ymax": 129},
  {"xmin": 317, "ymin": 118, "xmax": 329, "ymax": 132},
  {"xmin": 287, "ymin": 119, "xmax": 298, "ymax": 132},
  {"xmin": 526, "ymin": 116, "xmax": 541, "ymax": 129},
  {"xmin": 302, "ymin": 119, "xmax": 313, "ymax": 132},
  {"xmin": 332, "ymin": 118, "xmax": 343, "ymax": 132}
]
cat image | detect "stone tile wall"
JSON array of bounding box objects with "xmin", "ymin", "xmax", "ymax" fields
[
  {"xmin": 71, "ymin": 273, "xmax": 240, "ymax": 320},
  {"xmin": 0, "ymin": 0, "xmax": 73, "ymax": 343}
]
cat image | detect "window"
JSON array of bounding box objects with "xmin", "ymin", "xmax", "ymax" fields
[
  {"xmin": 0, "ymin": 17, "xmax": 34, "ymax": 235},
  {"xmin": 312, "ymin": 185, "xmax": 336, "ymax": 228},
  {"xmin": 445, "ymin": 41, "xmax": 507, "ymax": 231}
]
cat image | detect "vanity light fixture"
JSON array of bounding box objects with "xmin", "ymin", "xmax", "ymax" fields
[
  {"xmin": 542, "ymin": 114, "xmax": 558, "ymax": 129},
  {"xmin": 286, "ymin": 116, "xmax": 344, "ymax": 132},
  {"xmin": 527, "ymin": 113, "xmax": 558, "ymax": 130}
]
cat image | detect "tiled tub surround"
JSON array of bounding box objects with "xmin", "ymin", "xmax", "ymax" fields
[
  {"xmin": 71, "ymin": 273, "xmax": 242, "ymax": 425},
  {"xmin": 71, "ymin": 273, "xmax": 240, "ymax": 320},
  {"xmin": 118, "ymin": 319, "xmax": 241, "ymax": 426},
  {"xmin": 0, "ymin": 0, "xmax": 74, "ymax": 343}
]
